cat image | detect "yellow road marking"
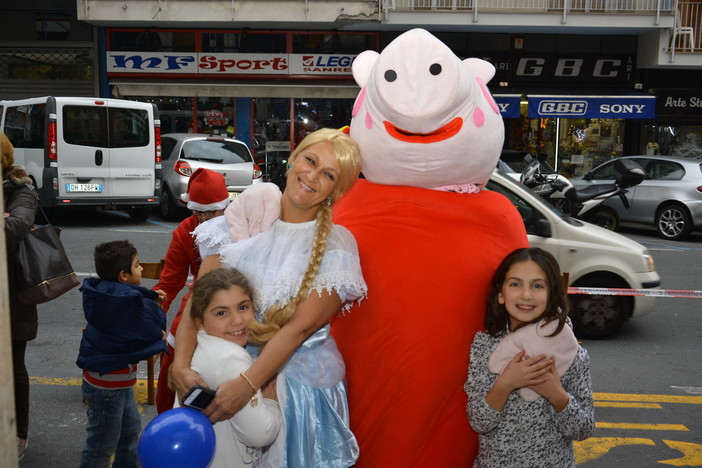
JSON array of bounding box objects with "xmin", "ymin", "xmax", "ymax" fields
[
  {"xmin": 660, "ymin": 440, "xmax": 702, "ymax": 466},
  {"xmin": 596, "ymin": 402, "xmax": 663, "ymax": 409},
  {"xmin": 30, "ymin": 376, "xmax": 155, "ymax": 406},
  {"xmin": 574, "ymin": 437, "xmax": 655, "ymax": 464},
  {"xmin": 597, "ymin": 422, "xmax": 689, "ymax": 431},
  {"xmin": 595, "ymin": 393, "xmax": 702, "ymax": 404}
]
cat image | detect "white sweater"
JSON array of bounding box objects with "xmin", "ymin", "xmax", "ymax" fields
[{"xmin": 190, "ymin": 330, "xmax": 282, "ymax": 468}]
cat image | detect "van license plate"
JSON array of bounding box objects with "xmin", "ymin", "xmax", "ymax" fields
[{"xmin": 66, "ymin": 184, "xmax": 102, "ymax": 192}]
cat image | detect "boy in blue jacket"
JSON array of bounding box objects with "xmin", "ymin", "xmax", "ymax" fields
[{"xmin": 76, "ymin": 240, "xmax": 167, "ymax": 468}]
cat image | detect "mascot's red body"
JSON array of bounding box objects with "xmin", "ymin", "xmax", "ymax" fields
[{"xmin": 330, "ymin": 29, "xmax": 529, "ymax": 467}]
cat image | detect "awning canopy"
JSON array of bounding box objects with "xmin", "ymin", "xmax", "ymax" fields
[
  {"xmin": 111, "ymin": 81, "xmax": 360, "ymax": 99},
  {"xmin": 493, "ymin": 94, "xmax": 522, "ymax": 118},
  {"xmin": 528, "ymin": 95, "xmax": 655, "ymax": 119}
]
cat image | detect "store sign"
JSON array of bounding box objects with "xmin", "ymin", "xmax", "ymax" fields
[
  {"xmin": 485, "ymin": 54, "xmax": 634, "ymax": 85},
  {"xmin": 528, "ymin": 95, "xmax": 655, "ymax": 119},
  {"xmin": 493, "ymin": 95, "xmax": 521, "ymax": 118},
  {"xmin": 655, "ymin": 90, "xmax": 702, "ymax": 117},
  {"xmin": 290, "ymin": 55, "xmax": 354, "ymax": 74},
  {"xmin": 107, "ymin": 52, "xmax": 355, "ymax": 76},
  {"xmin": 203, "ymin": 110, "xmax": 228, "ymax": 126}
]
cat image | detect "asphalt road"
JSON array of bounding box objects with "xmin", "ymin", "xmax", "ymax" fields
[{"xmin": 13, "ymin": 211, "xmax": 702, "ymax": 467}]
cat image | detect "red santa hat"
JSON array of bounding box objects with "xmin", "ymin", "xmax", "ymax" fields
[{"xmin": 180, "ymin": 168, "xmax": 231, "ymax": 211}]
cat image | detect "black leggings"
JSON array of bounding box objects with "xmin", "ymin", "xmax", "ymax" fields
[{"xmin": 12, "ymin": 340, "xmax": 29, "ymax": 439}]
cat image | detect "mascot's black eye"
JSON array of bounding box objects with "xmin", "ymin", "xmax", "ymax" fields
[
  {"xmin": 429, "ymin": 63, "xmax": 442, "ymax": 76},
  {"xmin": 384, "ymin": 69, "xmax": 397, "ymax": 82}
]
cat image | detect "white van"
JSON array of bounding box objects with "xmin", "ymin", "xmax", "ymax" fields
[
  {"xmin": 487, "ymin": 170, "xmax": 661, "ymax": 339},
  {"xmin": 0, "ymin": 96, "xmax": 162, "ymax": 221}
]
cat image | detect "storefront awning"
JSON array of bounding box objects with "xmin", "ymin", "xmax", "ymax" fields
[
  {"xmin": 111, "ymin": 82, "xmax": 361, "ymax": 99},
  {"xmin": 528, "ymin": 95, "xmax": 655, "ymax": 119},
  {"xmin": 493, "ymin": 94, "xmax": 522, "ymax": 118}
]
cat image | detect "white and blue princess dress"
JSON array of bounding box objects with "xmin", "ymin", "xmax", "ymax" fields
[{"xmin": 195, "ymin": 216, "xmax": 367, "ymax": 468}]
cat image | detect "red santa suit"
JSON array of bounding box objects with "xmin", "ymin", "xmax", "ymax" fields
[
  {"xmin": 153, "ymin": 214, "xmax": 201, "ymax": 413},
  {"xmin": 152, "ymin": 168, "xmax": 231, "ymax": 412}
]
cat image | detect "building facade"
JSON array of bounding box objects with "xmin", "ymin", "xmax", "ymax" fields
[{"xmin": 1, "ymin": 0, "xmax": 701, "ymax": 174}]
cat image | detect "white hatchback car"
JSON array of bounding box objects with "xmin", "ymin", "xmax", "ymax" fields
[
  {"xmin": 158, "ymin": 133, "xmax": 263, "ymax": 220},
  {"xmin": 487, "ymin": 170, "xmax": 661, "ymax": 339}
]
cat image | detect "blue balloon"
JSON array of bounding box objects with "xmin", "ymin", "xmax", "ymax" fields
[{"xmin": 138, "ymin": 407, "xmax": 216, "ymax": 468}]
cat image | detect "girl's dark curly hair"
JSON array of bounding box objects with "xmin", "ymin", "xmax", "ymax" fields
[
  {"xmin": 485, "ymin": 247, "xmax": 570, "ymax": 337},
  {"xmin": 190, "ymin": 268, "xmax": 254, "ymax": 324}
]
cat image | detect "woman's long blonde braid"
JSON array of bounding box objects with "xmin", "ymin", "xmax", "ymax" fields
[{"xmin": 248, "ymin": 202, "xmax": 333, "ymax": 345}]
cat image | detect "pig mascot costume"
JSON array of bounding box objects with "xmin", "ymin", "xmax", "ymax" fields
[{"xmin": 330, "ymin": 29, "xmax": 528, "ymax": 467}]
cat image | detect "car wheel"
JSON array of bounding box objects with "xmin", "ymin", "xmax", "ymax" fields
[
  {"xmin": 159, "ymin": 188, "xmax": 177, "ymax": 220},
  {"xmin": 656, "ymin": 203, "xmax": 692, "ymax": 241},
  {"xmin": 569, "ymin": 276, "xmax": 631, "ymax": 339},
  {"xmin": 129, "ymin": 206, "xmax": 151, "ymax": 222},
  {"xmin": 583, "ymin": 207, "xmax": 619, "ymax": 231}
]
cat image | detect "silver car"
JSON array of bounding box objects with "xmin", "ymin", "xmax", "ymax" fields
[
  {"xmin": 158, "ymin": 133, "xmax": 263, "ymax": 220},
  {"xmin": 571, "ymin": 155, "xmax": 702, "ymax": 240}
]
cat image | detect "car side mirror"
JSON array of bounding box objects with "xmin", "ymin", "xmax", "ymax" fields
[{"xmin": 535, "ymin": 218, "xmax": 552, "ymax": 238}]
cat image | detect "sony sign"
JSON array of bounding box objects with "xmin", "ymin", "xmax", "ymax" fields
[{"xmin": 599, "ymin": 104, "xmax": 647, "ymax": 115}]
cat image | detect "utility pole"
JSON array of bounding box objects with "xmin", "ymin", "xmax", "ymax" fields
[{"xmin": 0, "ymin": 183, "xmax": 19, "ymax": 468}]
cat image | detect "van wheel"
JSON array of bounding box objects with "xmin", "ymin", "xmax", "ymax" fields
[
  {"xmin": 583, "ymin": 207, "xmax": 619, "ymax": 231},
  {"xmin": 569, "ymin": 276, "xmax": 631, "ymax": 339},
  {"xmin": 129, "ymin": 206, "xmax": 151, "ymax": 222},
  {"xmin": 656, "ymin": 203, "xmax": 692, "ymax": 240},
  {"xmin": 159, "ymin": 188, "xmax": 187, "ymax": 221}
]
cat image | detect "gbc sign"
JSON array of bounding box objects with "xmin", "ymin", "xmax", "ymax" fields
[
  {"xmin": 528, "ymin": 96, "xmax": 656, "ymax": 119},
  {"xmin": 538, "ymin": 101, "xmax": 588, "ymax": 116}
]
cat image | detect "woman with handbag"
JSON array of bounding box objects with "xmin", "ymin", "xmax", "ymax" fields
[{"xmin": 2, "ymin": 132, "xmax": 39, "ymax": 462}]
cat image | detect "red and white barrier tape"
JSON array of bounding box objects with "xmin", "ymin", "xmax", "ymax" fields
[{"xmin": 567, "ymin": 287, "xmax": 702, "ymax": 299}]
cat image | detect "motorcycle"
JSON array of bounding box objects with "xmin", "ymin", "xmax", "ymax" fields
[{"xmin": 519, "ymin": 155, "xmax": 645, "ymax": 231}]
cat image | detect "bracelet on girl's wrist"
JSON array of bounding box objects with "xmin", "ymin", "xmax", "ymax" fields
[{"xmin": 240, "ymin": 372, "xmax": 259, "ymax": 408}]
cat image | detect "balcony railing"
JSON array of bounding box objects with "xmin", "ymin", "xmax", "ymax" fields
[
  {"xmin": 384, "ymin": 0, "xmax": 675, "ymax": 13},
  {"xmin": 670, "ymin": 1, "xmax": 701, "ymax": 52},
  {"xmin": 383, "ymin": 0, "xmax": 701, "ymax": 53}
]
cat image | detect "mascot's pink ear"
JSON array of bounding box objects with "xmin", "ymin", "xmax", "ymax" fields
[
  {"xmin": 463, "ymin": 58, "xmax": 496, "ymax": 83},
  {"xmin": 352, "ymin": 50, "xmax": 380, "ymax": 88}
]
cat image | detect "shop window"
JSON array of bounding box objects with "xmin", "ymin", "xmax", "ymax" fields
[
  {"xmin": 201, "ymin": 32, "xmax": 285, "ymax": 53},
  {"xmin": 36, "ymin": 11, "xmax": 70, "ymax": 41},
  {"xmin": 109, "ymin": 30, "xmax": 195, "ymax": 52},
  {"xmin": 197, "ymin": 98, "xmax": 235, "ymax": 135},
  {"xmin": 292, "ymin": 33, "xmax": 375, "ymax": 54},
  {"xmin": 503, "ymin": 116, "xmax": 626, "ymax": 178},
  {"xmin": 559, "ymin": 118, "xmax": 625, "ymax": 176},
  {"xmin": 644, "ymin": 124, "xmax": 702, "ymax": 159},
  {"xmin": 0, "ymin": 48, "xmax": 93, "ymax": 80}
]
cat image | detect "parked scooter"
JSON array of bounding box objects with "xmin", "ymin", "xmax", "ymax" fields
[{"xmin": 519, "ymin": 155, "xmax": 645, "ymax": 231}]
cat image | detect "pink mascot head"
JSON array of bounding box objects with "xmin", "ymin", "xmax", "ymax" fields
[{"xmin": 349, "ymin": 28, "xmax": 504, "ymax": 190}]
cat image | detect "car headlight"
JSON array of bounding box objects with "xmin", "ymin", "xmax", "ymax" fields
[{"xmin": 643, "ymin": 252, "xmax": 655, "ymax": 272}]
